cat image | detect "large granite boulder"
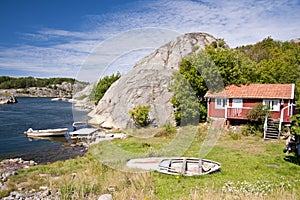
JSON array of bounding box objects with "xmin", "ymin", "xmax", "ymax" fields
[{"xmin": 89, "ymin": 32, "xmax": 220, "ymax": 129}]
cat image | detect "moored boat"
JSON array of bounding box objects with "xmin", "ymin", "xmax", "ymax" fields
[
  {"xmin": 51, "ymin": 97, "xmax": 69, "ymax": 101},
  {"xmin": 72, "ymin": 121, "xmax": 88, "ymax": 131},
  {"xmin": 24, "ymin": 128, "xmax": 68, "ymax": 137}
]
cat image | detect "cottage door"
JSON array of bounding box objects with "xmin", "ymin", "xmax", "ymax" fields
[{"xmin": 232, "ymin": 99, "xmax": 243, "ymax": 117}]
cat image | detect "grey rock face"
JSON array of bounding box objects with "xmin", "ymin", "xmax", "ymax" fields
[{"xmin": 89, "ymin": 32, "xmax": 220, "ymax": 129}]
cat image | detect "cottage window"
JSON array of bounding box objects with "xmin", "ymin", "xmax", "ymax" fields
[
  {"xmin": 232, "ymin": 99, "xmax": 243, "ymax": 108},
  {"xmin": 263, "ymin": 100, "xmax": 280, "ymax": 111},
  {"xmin": 215, "ymin": 98, "xmax": 227, "ymax": 109}
]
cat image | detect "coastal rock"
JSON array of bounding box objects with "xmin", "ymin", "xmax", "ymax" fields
[
  {"xmin": 0, "ymin": 158, "xmax": 37, "ymax": 190},
  {"xmin": 89, "ymin": 32, "xmax": 221, "ymax": 129},
  {"xmin": 3, "ymin": 189, "xmax": 55, "ymax": 200},
  {"xmin": 0, "ymin": 95, "xmax": 17, "ymax": 104}
]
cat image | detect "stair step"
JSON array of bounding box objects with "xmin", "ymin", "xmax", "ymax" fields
[
  {"xmin": 266, "ymin": 130, "xmax": 278, "ymax": 133},
  {"xmin": 265, "ymin": 133, "xmax": 279, "ymax": 137},
  {"xmin": 265, "ymin": 136, "xmax": 278, "ymax": 138},
  {"xmin": 265, "ymin": 137, "xmax": 279, "ymax": 140},
  {"xmin": 266, "ymin": 134, "xmax": 279, "ymax": 137},
  {"xmin": 264, "ymin": 118, "xmax": 280, "ymax": 140}
]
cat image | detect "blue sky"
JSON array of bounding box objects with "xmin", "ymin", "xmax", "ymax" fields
[{"xmin": 0, "ymin": 0, "xmax": 299, "ymax": 81}]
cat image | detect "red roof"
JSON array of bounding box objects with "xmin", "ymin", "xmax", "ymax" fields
[{"xmin": 205, "ymin": 84, "xmax": 295, "ymax": 99}]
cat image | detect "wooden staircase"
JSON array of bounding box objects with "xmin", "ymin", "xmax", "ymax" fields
[{"xmin": 264, "ymin": 118, "xmax": 280, "ymax": 140}]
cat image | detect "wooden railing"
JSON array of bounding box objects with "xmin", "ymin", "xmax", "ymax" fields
[
  {"xmin": 263, "ymin": 114, "xmax": 269, "ymax": 139},
  {"xmin": 279, "ymin": 104, "xmax": 296, "ymax": 132},
  {"xmin": 225, "ymin": 107, "xmax": 252, "ymax": 119}
]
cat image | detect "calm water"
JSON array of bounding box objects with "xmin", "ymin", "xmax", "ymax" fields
[{"xmin": 0, "ymin": 98, "xmax": 88, "ymax": 163}]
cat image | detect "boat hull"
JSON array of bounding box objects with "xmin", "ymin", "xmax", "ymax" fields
[
  {"xmin": 158, "ymin": 158, "xmax": 221, "ymax": 176},
  {"xmin": 126, "ymin": 157, "xmax": 221, "ymax": 176},
  {"xmin": 72, "ymin": 122, "xmax": 88, "ymax": 131},
  {"xmin": 24, "ymin": 128, "xmax": 68, "ymax": 137}
]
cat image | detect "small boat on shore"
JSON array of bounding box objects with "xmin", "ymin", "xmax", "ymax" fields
[
  {"xmin": 24, "ymin": 128, "xmax": 68, "ymax": 137},
  {"xmin": 72, "ymin": 121, "xmax": 88, "ymax": 131},
  {"xmin": 158, "ymin": 158, "xmax": 221, "ymax": 176}
]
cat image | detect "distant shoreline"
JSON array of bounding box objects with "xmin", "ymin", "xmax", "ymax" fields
[{"xmin": 0, "ymin": 87, "xmax": 73, "ymax": 98}]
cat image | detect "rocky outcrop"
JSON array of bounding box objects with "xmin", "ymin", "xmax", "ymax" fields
[
  {"xmin": 0, "ymin": 95, "xmax": 17, "ymax": 104},
  {"xmin": 89, "ymin": 32, "xmax": 221, "ymax": 129}
]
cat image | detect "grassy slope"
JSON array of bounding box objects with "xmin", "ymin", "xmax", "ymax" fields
[{"xmin": 1, "ymin": 125, "xmax": 300, "ymax": 199}]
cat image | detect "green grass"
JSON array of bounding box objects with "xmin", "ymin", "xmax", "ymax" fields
[{"xmin": 1, "ymin": 124, "xmax": 300, "ymax": 199}]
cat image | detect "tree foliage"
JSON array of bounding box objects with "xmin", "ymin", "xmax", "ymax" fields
[
  {"xmin": 129, "ymin": 105, "xmax": 151, "ymax": 127},
  {"xmin": 247, "ymin": 103, "xmax": 270, "ymax": 123},
  {"xmin": 169, "ymin": 71, "xmax": 202, "ymax": 125},
  {"xmin": 90, "ymin": 73, "xmax": 121, "ymax": 104},
  {"xmin": 206, "ymin": 46, "xmax": 255, "ymax": 85},
  {"xmin": 0, "ymin": 76, "xmax": 76, "ymax": 89},
  {"xmin": 291, "ymin": 114, "xmax": 300, "ymax": 137},
  {"xmin": 236, "ymin": 37, "xmax": 300, "ymax": 99}
]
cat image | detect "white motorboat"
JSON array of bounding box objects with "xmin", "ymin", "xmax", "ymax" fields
[{"xmin": 24, "ymin": 128, "xmax": 68, "ymax": 137}]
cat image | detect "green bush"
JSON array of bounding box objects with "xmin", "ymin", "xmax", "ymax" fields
[
  {"xmin": 246, "ymin": 103, "xmax": 269, "ymax": 122},
  {"xmin": 241, "ymin": 124, "xmax": 263, "ymax": 137},
  {"xmin": 162, "ymin": 123, "xmax": 176, "ymax": 133},
  {"xmin": 291, "ymin": 114, "xmax": 300, "ymax": 137},
  {"xmin": 155, "ymin": 123, "xmax": 176, "ymax": 137},
  {"xmin": 129, "ymin": 105, "xmax": 151, "ymax": 127},
  {"xmin": 228, "ymin": 130, "xmax": 241, "ymax": 140}
]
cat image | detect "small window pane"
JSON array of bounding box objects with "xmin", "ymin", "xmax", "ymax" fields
[
  {"xmin": 215, "ymin": 98, "xmax": 226, "ymax": 109},
  {"xmin": 263, "ymin": 99, "xmax": 280, "ymax": 111}
]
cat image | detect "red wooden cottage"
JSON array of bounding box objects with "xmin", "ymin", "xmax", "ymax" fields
[{"xmin": 204, "ymin": 84, "xmax": 296, "ymax": 138}]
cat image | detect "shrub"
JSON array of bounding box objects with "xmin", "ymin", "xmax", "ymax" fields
[
  {"xmin": 155, "ymin": 123, "xmax": 176, "ymax": 137},
  {"xmin": 241, "ymin": 123, "xmax": 263, "ymax": 137},
  {"xmin": 291, "ymin": 114, "xmax": 300, "ymax": 137},
  {"xmin": 129, "ymin": 105, "xmax": 151, "ymax": 127},
  {"xmin": 247, "ymin": 103, "xmax": 269, "ymax": 122},
  {"xmin": 228, "ymin": 130, "xmax": 241, "ymax": 140}
]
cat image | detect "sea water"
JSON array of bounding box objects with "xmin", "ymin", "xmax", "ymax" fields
[{"xmin": 0, "ymin": 98, "xmax": 88, "ymax": 163}]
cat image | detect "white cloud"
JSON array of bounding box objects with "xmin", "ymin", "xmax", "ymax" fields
[{"xmin": 0, "ymin": 0, "xmax": 299, "ymax": 80}]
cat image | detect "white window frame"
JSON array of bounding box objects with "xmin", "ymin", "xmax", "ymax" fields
[
  {"xmin": 263, "ymin": 99, "xmax": 280, "ymax": 111},
  {"xmin": 215, "ymin": 98, "xmax": 227, "ymax": 109},
  {"xmin": 232, "ymin": 99, "xmax": 243, "ymax": 108}
]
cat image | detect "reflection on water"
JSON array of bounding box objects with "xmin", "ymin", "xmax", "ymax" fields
[{"xmin": 26, "ymin": 136, "xmax": 69, "ymax": 143}]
